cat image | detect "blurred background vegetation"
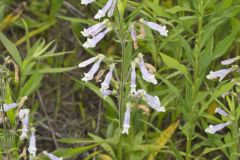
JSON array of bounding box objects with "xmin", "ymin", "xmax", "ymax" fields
[{"xmin": 0, "ymin": 0, "xmax": 240, "ymax": 159}]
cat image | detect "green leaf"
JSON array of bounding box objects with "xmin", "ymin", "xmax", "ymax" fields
[
  {"xmin": 117, "ymin": 0, "xmax": 127, "ymax": 16},
  {"xmin": 211, "ymin": 30, "xmax": 237, "ymax": 60},
  {"xmin": 160, "ymin": 53, "xmax": 192, "ymax": 84},
  {"xmin": 0, "ymin": 32, "xmax": 22, "ymax": 67},
  {"xmin": 20, "ymin": 74, "xmax": 43, "ymax": 96},
  {"xmin": 35, "ymin": 51, "xmax": 73, "ymax": 60},
  {"xmin": 212, "ymin": 82, "xmax": 235, "ymax": 99},
  {"xmin": 53, "ymin": 144, "xmax": 98, "ymax": 159},
  {"xmin": 166, "ymin": 6, "xmax": 193, "ymax": 14},
  {"xmin": 59, "ymin": 138, "xmax": 95, "ymax": 144},
  {"xmin": 144, "ymin": 0, "xmax": 172, "ymax": 18},
  {"xmin": 30, "ymin": 66, "xmax": 78, "ymax": 74},
  {"xmin": 57, "ymin": 15, "xmax": 95, "ymax": 25},
  {"xmin": 50, "ymin": 0, "xmax": 63, "ymax": 16}
]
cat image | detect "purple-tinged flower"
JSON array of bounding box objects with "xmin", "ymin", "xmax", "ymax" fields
[
  {"xmin": 205, "ymin": 121, "xmax": 231, "ymax": 134},
  {"xmin": 81, "ymin": 0, "xmax": 96, "ymax": 5},
  {"xmin": 215, "ymin": 108, "xmax": 228, "ymax": 116},
  {"xmin": 221, "ymin": 56, "xmax": 240, "ymax": 65},
  {"xmin": 206, "ymin": 66, "xmax": 237, "ymax": 81},
  {"xmin": 94, "ymin": 0, "xmax": 117, "ymax": 19},
  {"xmin": 100, "ymin": 63, "xmax": 115, "ymax": 98},
  {"xmin": 83, "ymin": 28, "xmax": 112, "ymax": 49},
  {"xmin": 18, "ymin": 109, "xmax": 30, "ymax": 140},
  {"xmin": 78, "ymin": 54, "xmax": 104, "ymax": 68},
  {"xmin": 130, "ymin": 62, "xmax": 136, "ymax": 94},
  {"xmin": 20, "ymin": 125, "xmax": 28, "ymax": 141},
  {"xmin": 18, "ymin": 109, "xmax": 30, "ymax": 126},
  {"xmin": 101, "ymin": 64, "xmax": 115, "ymax": 90},
  {"xmin": 107, "ymin": 0, "xmax": 117, "ymax": 17},
  {"xmin": 28, "ymin": 128, "xmax": 37, "ymax": 159},
  {"xmin": 81, "ymin": 19, "xmax": 109, "ymax": 37},
  {"xmin": 138, "ymin": 54, "xmax": 157, "ymax": 85},
  {"xmin": 122, "ymin": 102, "xmax": 131, "ymax": 134},
  {"xmin": 43, "ymin": 151, "xmax": 63, "ymax": 160},
  {"xmin": 82, "ymin": 55, "xmax": 105, "ymax": 82},
  {"xmin": 139, "ymin": 18, "xmax": 168, "ymax": 36},
  {"xmin": 100, "ymin": 89, "xmax": 112, "ymax": 98},
  {"xmin": 135, "ymin": 89, "xmax": 165, "ymax": 112},
  {"xmin": 129, "ymin": 23, "xmax": 138, "ymax": 50},
  {"xmin": 0, "ymin": 103, "xmax": 17, "ymax": 112},
  {"xmin": 144, "ymin": 92, "xmax": 165, "ymax": 112}
]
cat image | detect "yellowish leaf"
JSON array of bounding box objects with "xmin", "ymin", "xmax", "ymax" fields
[
  {"xmin": 207, "ymin": 101, "xmax": 218, "ymax": 115},
  {"xmin": 0, "ymin": 9, "xmax": 23, "ymax": 31},
  {"xmin": 99, "ymin": 154, "xmax": 112, "ymax": 160},
  {"xmin": 148, "ymin": 120, "xmax": 180, "ymax": 159}
]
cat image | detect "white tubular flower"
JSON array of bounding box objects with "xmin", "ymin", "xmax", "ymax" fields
[
  {"xmin": 100, "ymin": 89, "xmax": 112, "ymax": 98},
  {"xmin": 94, "ymin": 0, "xmax": 113, "ymax": 20},
  {"xmin": 81, "ymin": 0, "xmax": 96, "ymax": 5},
  {"xmin": 139, "ymin": 18, "xmax": 168, "ymax": 36},
  {"xmin": 206, "ymin": 67, "xmax": 236, "ymax": 81},
  {"xmin": 129, "ymin": 23, "xmax": 138, "ymax": 50},
  {"xmin": 100, "ymin": 64, "xmax": 114, "ymax": 98},
  {"xmin": 19, "ymin": 109, "xmax": 30, "ymax": 140},
  {"xmin": 18, "ymin": 109, "xmax": 30, "ymax": 125},
  {"xmin": 0, "ymin": 103, "xmax": 17, "ymax": 112},
  {"xmin": 101, "ymin": 63, "xmax": 115, "ymax": 90},
  {"xmin": 81, "ymin": 19, "xmax": 109, "ymax": 37},
  {"xmin": 122, "ymin": 102, "xmax": 131, "ymax": 134},
  {"xmin": 144, "ymin": 93, "xmax": 165, "ymax": 112},
  {"xmin": 20, "ymin": 124, "xmax": 28, "ymax": 140},
  {"xmin": 221, "ymin": 56, "xmax": 240, "ymax": 65},
  {"xmin": 130, "ymin": 62, "xmax": 137, "ymax": 94},
  {"xmin": 215, "ymin": 108, "xmax": 228, "ymax": 116},
  {"xmin": 83, "ymin": 28, "xmax": 112, "ymax": 49},
  {"xmin": 82, "ymin": 55, "xmax": 105, "ymax": 82},
  {"xmin": 43, "ymin": 151, "xmax": 63, "ymax": 160},
  {"xmin": 78, "ymin": 54, "xmax": 104, "ymax": 68},
  {"xmin": 107, "ymin": 0, "xmax": 117, "ymax": 17},
  {"xmin": 28, "ymin": 128, "xmax": 37, "ymax": 159},
  {"xmin": 138, "ymin": 54, "xmax": 157, "ymax": 85},
  {"xmin": 135, "ymin": 89, "xmax": 165, "ymax": 112},
  {"xmin": 205, "ymin": 121, "xmax": 231, "ymax": 134}
]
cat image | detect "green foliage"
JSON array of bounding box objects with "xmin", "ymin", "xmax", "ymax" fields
[{"xmin": 0, "ymin": 0, "xmax": 240, "ymax": 160}]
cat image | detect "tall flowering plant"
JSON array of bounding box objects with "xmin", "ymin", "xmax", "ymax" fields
[{"xmin": 78, "ymin": 0, "xmax": 169, "ymax": 159}]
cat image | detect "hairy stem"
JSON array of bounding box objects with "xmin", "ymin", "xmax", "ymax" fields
[
  {"xmin": 117, "ymin": 7, "xmax": 126, "ymax": 160},
  {"xmin": 186, "ymin": 1, "xmax": 203, "ymax": 160},
  {"xmin": 0, "ymin": 66, "xmax": 10, "ymax": 160}
]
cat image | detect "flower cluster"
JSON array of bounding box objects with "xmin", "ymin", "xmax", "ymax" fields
[
  {"xmin": 121, "ymin": 53, "xmax": 165, "ymax": 134},
  {"xmin": 1, "ymin": 100, "xmax": 62, "ymax": 160},
  {"xmin": 206, "ymin": 56, "xmax": 239, "ymax": 81},
  {"xmin": 79, "ymin": 54, "xmax": 105, "ymax": 82},
  {"xmin": 82, "ymin": 19, "xmax": 112, "ymax": 49},
  {"xmin": 79, "ymin": 0, "xmax": 168, "ymax": 135},
  {"xmin": 205, "ymin": 56, "xmax": 240, "ymax": 135},
  {"xmin": 128, "ymin": 19, "xmax": 168, "ymax": 50},
  {"xmin": 79, "ymin": 54, "xmax": 115, "ymax": 98}
]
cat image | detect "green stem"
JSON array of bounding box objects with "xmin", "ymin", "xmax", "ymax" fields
[
  {"xmin": 232, "ymin": 121, "xmax": 239, "ymax": 160},
  {"xmin": 186, "ymin": 1, "xmax": 203, "ymax": 160},
  {"xmin": 0, "ymin": 66, "xmax": 10, "ymax": 160},
  {"xmin": 117, "ymin": 8, "xmax": 126, "ymax": 160}
]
